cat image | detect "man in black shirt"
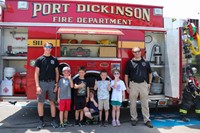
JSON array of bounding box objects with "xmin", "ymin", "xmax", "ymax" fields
[
  {"xmin": 35, "ymin": 42, "xmax": 59, "ymax": 129},
  {"xmin": 124, "ymin": 47, "xmax": 153, "ymax": 128}
]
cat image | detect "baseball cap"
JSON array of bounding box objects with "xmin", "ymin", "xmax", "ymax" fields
[{"xmin": 62, "ymin": 66, "xmax": 71, "ymax": 72}]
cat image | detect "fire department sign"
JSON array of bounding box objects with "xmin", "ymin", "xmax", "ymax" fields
[
  {"xmin": 32, "ymin": 3, "xmax": 153, "ymax": 26},
  {"xmin": 3, "ymin": 1, "xmax": 164, "ymax": 27}
]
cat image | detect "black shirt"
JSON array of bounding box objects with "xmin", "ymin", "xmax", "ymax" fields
[
  {"xmin": 74, "ymin": 78, "xmax": 89, "ymax": 98},
  {"xmin": 124, "ymin": 58, "xmax": 152, "ymax": 83},
  {"xmin": 35, "ymin": 55, "xmax": 59, "ymax": 81}
]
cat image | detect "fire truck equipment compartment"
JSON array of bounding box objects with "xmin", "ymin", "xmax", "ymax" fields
[
  {"xmin": 69, "ymin": 47, "xmax": 90, "ymax": 57},
  {"xmin": 99, "ymin": 47, "xmax": 116, "ymax": 57},
  {"xmin": 57, "ymin": 28, "xmax": 124, "ymax": 35}
]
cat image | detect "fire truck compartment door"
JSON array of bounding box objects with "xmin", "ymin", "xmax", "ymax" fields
[
  {"xmin": 57, "ymin": 28, "xmax": 124, "ymax": 35},
  {"xmin": 164, "ymin": 28, "xmax": 180, "ymax": 99}
]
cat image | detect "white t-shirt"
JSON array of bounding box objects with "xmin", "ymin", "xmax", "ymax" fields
[{"xmin": 110, "ymin": 80, "xmax": 126, "ymax": 102}]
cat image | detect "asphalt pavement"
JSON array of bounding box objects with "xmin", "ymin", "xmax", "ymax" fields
[{"xmin": 0, "ymin": 101, "xmax": 200, "ymax": 133}]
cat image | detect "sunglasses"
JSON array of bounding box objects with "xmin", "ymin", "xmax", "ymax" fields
[
  {"xmin": 133, "ymin": 50, "xmax": 141, "ymax": 53},
  {"xmin": 114, "ymin": 73, "xmax": 120, "ymax": 75},
  {"xmin": 45, "ymin": 45, "xmax": 53, "ymax": 49}
]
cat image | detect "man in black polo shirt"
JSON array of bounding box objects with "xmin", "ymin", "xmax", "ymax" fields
[
  {"xmin": 124, "ymin": 47, "xmax": 153, "ymax": 128},
  {"xmin": 35, "ymin": 42, "xmax": 59, "ymax": 129}
]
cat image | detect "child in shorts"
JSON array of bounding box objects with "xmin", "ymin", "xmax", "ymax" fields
[
  {"xmin": 57, "ymin": 66, "xmax": 73, "ymax": 129},
  {"xmin": 73, "ymin": 66, "xmax": 90, "ymax": 126},
  {"xmin": 94, "ymin": 70, "xmax": 111, "ymax": 126},
  {"xmin": 110, "ymin": 69, "xmax": 126, "ymax": 127}
]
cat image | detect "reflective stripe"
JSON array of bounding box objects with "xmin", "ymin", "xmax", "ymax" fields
[
  {"xmin": 195, "ymin": 109, "xmax": 200, "ymax": 114},
  {"xmin": 179, "ymin": 109, "xmax": 187, "ymax": 114}
]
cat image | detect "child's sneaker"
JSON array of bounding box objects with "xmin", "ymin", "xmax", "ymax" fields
[
  {"xmin": 59, "ymin": 123, "xmax": 65, "ymax": 130},
  {"xmin": 99, "ymin": 120, "xmax": 104, "ymax": 126},
  {"xmin": 91, "ymin": 118, "xmax": 98, "ymax": 125},
  {"xmin": 74, "ymin": 120, "xmax": 79, "ymax": 126},
  {"xmin": 64, "ymin": 121, "xmax": 72, "ymax": 126},
  {"xmin": 104, "ymin": 120, "xmax": 109, "ymax": 127},
  {"xmin": 79, "ymin": 120, "xmax": 85, "ymax": 127},
  {"xmin": 112, "ymin": 120, "xmax": 116, "ymax": 127},
  {"xmin": 116, "ymin": 120, "xmax": 121, "ymax": 126},
  {"xmin": 86, "ymin": 118, "xmax": 96, "ymax": 125}
]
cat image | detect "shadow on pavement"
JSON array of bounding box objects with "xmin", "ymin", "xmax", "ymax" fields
[
  {"xmin": 0, "ymin": 101, "xmax": 165, "ymax": 133},
  {"xmin": 3, "ymin": 101, "xmax": 200, "ymax": 132}
]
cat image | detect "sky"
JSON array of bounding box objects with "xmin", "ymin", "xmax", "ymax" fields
[{"xmin": 92, "ymin": 0, "xmax": 200, "ymax": 19}]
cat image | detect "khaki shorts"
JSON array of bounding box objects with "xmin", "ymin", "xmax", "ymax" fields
[{"xmin": 98, "ymin": 99, "xmax": 110, "ymax": 110}]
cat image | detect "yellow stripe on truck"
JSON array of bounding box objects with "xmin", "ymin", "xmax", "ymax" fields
[
  {"xmin": 28, "ymin": 39, "xmax": 60, "ymax": 47},
  {"xmin": 118, "ymin": 41, "xmax": 145, "ymax": 49}
]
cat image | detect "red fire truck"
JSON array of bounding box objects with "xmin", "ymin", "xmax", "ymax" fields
[{"xmin": 0, "ymin": 0, "xmax": 199, "ymax": 107}]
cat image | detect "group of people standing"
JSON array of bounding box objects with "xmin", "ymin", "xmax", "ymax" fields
[{"xmin": 34, "ymin": 42, "xmax": 154, "ymax": 130}]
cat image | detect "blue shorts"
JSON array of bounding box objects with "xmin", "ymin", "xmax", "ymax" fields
[{"xmin": 111, "ymin": 101, "xmax": 122, "ymax": 106}]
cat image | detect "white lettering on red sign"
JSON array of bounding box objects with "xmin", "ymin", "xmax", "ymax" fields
[
  {"xmin": 32, "ymin": 3, "xmax": 70, "ymax": 18},
  {"xmin": 32, "ymin": 3, "xmax": 150, "ymax": 22}
]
